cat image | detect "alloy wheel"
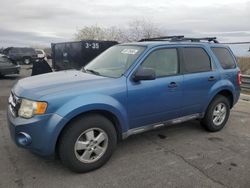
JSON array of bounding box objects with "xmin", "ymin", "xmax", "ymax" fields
[{"xmin": 74, "ymin": 128, "xmax": 108, "ymax": 163}]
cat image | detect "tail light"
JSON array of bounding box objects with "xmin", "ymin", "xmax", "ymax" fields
[{"xmin": 237, "ymin": 71, "xmax": 242, "ymax": 86}]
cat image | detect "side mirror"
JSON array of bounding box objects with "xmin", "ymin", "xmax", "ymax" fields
[{"xmin": 133, "ymin": 67, "xmax": 156, "ymax": 81}]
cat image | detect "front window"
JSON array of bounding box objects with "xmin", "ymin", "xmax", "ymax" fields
[
  {"xmin": 84, "ymin": 45, "xmax": 146, "ymax": 78},
  {"xmin": 140, "ymin": 48, "xmax": 179, "ymax": 77}
]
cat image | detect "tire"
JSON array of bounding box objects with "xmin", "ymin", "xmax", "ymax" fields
[
  {"xmin": 201, "ymin": 95, "xmax": 230, "ymax": 132},
  {"xmin": 58, "ymin": 114, "xmax": 117, "ymax": 173},
  {"xmin": 23, "ymin": 57, "xmax": 31, "ymax": 65}
]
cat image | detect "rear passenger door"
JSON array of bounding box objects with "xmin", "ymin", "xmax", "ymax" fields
[{"xmin": 180, "ymin": 47, "xmax": 219, "ymax": 116}]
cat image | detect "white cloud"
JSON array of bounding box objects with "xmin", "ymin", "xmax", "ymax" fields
[{"xmin": 0, "ymin": 0, "xmax": 250, "ymax": 47}]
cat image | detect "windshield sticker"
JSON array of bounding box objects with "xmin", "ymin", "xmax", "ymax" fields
[{"xmin": 121, "ymin": 49, "xmax": 138, "ymax": 55}]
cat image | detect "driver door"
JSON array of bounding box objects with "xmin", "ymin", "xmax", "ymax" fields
[{"xmin": 127, "ymin": 48, "xmax": 183, "ymax": 129}]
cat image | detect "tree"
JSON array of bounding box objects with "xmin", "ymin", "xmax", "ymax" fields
[
  {"xmin": 75, "ymin": 25, "xmax": 105, "ymax": 41},
  {"xmin": 74, "ymin": 25, "xmax": 125, "ymax": 42},
  {"xmin": 74, "ymin": 19, "xmax": 165, "ymax": 42},
  {"xmin": 125, "ymin": 19, "xmax": 164, "ymax": 42}
]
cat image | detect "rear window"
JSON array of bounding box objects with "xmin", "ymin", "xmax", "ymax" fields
[
  {"xmin": 182, "ymin": 48, "xmax": 211, "ymax": 73},
  {"xmin": 36, "ymin": 50, "xmax": 43, "ymax": 54},
  {"xmin": 211, "ymin": 47, "xmax": 236, "ymax": 69}
]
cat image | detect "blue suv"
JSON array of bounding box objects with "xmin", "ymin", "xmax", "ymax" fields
[{"xmin": 7, "ymin": 36, "xmax": 241, "ymax": 172}]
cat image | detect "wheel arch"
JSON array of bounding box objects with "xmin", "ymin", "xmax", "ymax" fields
[
  {"xmin": 216, "ymin": 90, "xmax": 234, "ymax": 108},
  {"xmin": 22, "ymin": 56, "xmax": 31, "ymax": 60},
  {"xmin": 55, "ymin": 109, "xmax": 123, "ymax": 154},
  {"xmin": 205, "ymin": 89, "xmax": 234, "ymax": 114}
]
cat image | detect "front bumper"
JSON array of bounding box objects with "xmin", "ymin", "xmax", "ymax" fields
[
  {"xmin": 7, "ymin": 107, "xmax": 67, "ymax": 156},
  {"xmin": 0, "ymin": 65, "xmax": 20, "ymax": 76}
]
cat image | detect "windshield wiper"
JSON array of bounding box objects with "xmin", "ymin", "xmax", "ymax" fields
[{"xmin": 84, "ymin": 68, "xmax": 100, "ymax": 75}]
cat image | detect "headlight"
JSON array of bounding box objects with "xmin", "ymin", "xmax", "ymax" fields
[{"xmin": 18, "ymin": 99, "xmax": 47, "ymax": 118}]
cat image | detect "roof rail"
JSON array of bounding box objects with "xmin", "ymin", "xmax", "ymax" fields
[
  {"xmin": 139, "ymin": 36, "xmax": 219, "ymax": 43},
  {"xmin": 138, "ymin": 35, "xmax": 184, "ymax": 42},
  {"xmin": 173, "ymin": 37, "xmax": 219, "ymax": 43}
]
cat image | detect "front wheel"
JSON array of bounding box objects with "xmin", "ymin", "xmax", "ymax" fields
[
  {"xmin": 201, "ymin": 95, "xmax": 230, "ymax": 132},
  {"xmin": 58, "ymin": 114, "xmax": 117, "ymax": 173}
]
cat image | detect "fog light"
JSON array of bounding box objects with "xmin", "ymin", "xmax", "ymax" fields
[{"xmin": 16, "ymin": 132, "xmax": 32, "ymax": 146}]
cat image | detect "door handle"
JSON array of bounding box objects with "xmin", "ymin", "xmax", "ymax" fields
[
  {"xmin": 168, "ymin": 82, "xmax": 177, "ymax": 88},
  {"xmin": 208, "ymin": 76, "xmax": 216, "ymax": 81}
]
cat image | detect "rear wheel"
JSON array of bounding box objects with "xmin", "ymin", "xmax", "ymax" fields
[
  {"xmin": 201, "ymin": 95, "xmax": 230, "ymax": 132},
  {"xmin": 58, "ymin": 114, "xmax": 117, "ymax": 173},
  {"xmin": 23, "ymin": 57, "xmax": 31, "ymax": 65}
]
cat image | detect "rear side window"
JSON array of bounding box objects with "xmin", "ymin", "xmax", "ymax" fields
[
  {"xmin": 211, "ymin": 47, "xmax": 236, "ymax": 69},
  {"xmin": 19, "ymin": 48, "xmax": 26, "ymax": 53},
  {"xmin": 182, "ymin": 48, "xmax": 211, "ymax": 73},
  {"xmin": 20, "ymin": 48, "xmax": 34, "ymax": 53},
  {"xmin": 10, "ymin": 48, "xmax": 19, "ymax": 53},
  {"xmin": 141, "ymin": 48, "xmax": 178, "ymax": 77}
]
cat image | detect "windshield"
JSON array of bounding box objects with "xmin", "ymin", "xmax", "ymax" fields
[
  {"xmin": 0, "ymin": 56, "xmax": 12, "ymax": 64},
  {"xmin": 84, "ymin": 45, "xmax": 146, "ymax": 78}
]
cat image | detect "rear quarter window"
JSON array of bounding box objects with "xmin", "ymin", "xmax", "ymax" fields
[{"xmin": 211, "ymin": 47, "xmax": 236, "ymax": 69}]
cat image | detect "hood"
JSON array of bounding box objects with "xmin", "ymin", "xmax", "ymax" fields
[{"xmin": 13, "ymin": 70, "xmax": 114, "ymax": 99}]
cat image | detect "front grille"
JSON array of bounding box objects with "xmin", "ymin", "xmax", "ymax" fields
[{"xmin": 8, "ymin": 92, "xmax": 21, "ymax": 117}]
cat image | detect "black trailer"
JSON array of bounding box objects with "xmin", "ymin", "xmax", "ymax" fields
[{"xmin": 51, "ymin": 40, "xmax": 118, "ymax": 71}]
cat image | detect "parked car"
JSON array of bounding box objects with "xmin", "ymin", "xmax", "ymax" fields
[
  {"xmin": 7, "ymin": 36, "xmax": 241, "ymax": 173},
  {"xmin": 3, "ymin": 47, "xmax": 37, "ymax": 65},
  {"xmin": 0, "ymin": 54, "xmax": 20, "ymax": 76},
  {"xmin": 51, "ymin": 40, "xmax": 118, "ymax": 71},
  {"xmin": 35, "ymin": 49, "xmax": 47, "ymax": 60}
]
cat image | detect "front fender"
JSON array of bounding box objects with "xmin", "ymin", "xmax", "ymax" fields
[
  {"xmin": 33, "ymin": 94, "xmax": 128, "ymax": 156},
  {"xmin": 55, "ymin": 94, "xmax": 128, "ymax": 132}
]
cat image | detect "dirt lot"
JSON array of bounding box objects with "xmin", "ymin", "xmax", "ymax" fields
[{"xmin": 0, "ymin": 66, "xmax": 250, "ymax": 188}]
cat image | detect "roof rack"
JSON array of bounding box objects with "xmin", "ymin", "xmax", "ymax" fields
[
  {"xmin": 139, "ymin": 36, "xmax": 219, "ymax": 43},
  {"xmin": 173, "ymin": 37, "xmax": 219, "ymax": 43},
  {"xmin": 138, "ymin": 35, "xmax": 184, "ymax": 42}
]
